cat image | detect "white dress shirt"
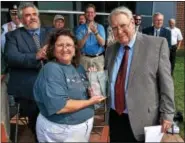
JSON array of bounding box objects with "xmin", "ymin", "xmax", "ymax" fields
[
  {"xmin": 1, "ymin": 21, "xmax": 23, "ymax": 53},
  {"xmin": 166, "ymin": 27, "xmax": 183, "ymax": 45},
  {"xmin": 154, "ymin": 28, "xmax": 161, "ymax": 37}
]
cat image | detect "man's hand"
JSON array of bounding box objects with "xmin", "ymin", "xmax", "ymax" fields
[
  {"xmin": 36, "ymin": 45, "xmax": 48, "ymax": 60},
  {"xmin": 89, "ymin": 22, "xmax": 98, "ymax": 34},
  {"xmin": 161, "ymin": 119, "xmax": 172, "ymax": 133}
]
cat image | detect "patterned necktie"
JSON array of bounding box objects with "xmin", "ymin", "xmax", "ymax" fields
[
  {"xmin": 115, "ymin": 46, "xmax": 129, "ymax": 115},
  {"xmin": 32, "ymin": 32, "xmax": 43, "ymax": 67},
  {"xmin": 32, "ymin": 33, "xmax": 40, "ymax": 49}
]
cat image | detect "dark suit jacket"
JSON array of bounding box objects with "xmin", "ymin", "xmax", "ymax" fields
[
  {"xmin": 4, "ymin": 27, "xmax": 49, "ymax": 100},
  {"xmin": 142, "ymin": 26, "xmax": 171, "ymax": 48}
]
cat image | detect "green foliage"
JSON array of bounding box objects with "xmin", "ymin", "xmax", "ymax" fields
[{"xmin": 173, "ymin": 49, "xmax": 184, "ymax": 138}]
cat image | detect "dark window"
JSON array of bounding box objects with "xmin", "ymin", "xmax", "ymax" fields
[
  {"xmin": 136, "ymin": 2, "xmax": 153, "ymax": 15},
  {"xmin": 141, "ymin": 16, "xmax": 153, "ymax": 28},
  {"xmin": 119, "ymin": 1, "xmax": 136, "ymax": 14},
  {"xmin": 105, "ymin": 2, "xmax": 119, "ymax": 13}
]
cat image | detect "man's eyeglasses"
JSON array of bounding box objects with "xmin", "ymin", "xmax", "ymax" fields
[{"xmin": 112, "ymin": 21, "xmax": 131, "ymax": 33}]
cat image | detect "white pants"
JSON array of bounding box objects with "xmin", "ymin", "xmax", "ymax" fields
[{"xmin": 36, "ymin": 113, "xmax": 94, "ymax": 142}]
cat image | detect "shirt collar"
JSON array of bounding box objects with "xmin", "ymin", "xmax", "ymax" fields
[
  {"xmin": 154, "ymin": 27, "xmax": 161, "ymax": 32},
  {"xmin": 27, "ymin": 28, "xmax": 40, "ymax": 36},
  {"xmin": 122, "ymin": 33, "xmax": 137, "ymax": 50}
]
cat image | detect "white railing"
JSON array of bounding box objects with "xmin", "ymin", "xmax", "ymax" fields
[
  {"xmin": 1, "ymin": 8, "xmax": 152, "ymax": 17},
  {"xmin": 1, "ymin": 8, "xmax": 110, "ymax": 15}
]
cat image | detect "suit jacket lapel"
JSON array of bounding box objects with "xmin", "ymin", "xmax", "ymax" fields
[
  {"xmin": 20, "ymin": 27, "xmax": 37, "ymax": 52},
  {"xmin": 151, "ymin": 26, "xmax": 155, "ymax": 36},
  {"xmin": 127, "ymin": 33, "xmax": 143, "ymax": 87},
  {"xmin": 159, "ymin": 28, "xmax": 164, "ymax": 37}
]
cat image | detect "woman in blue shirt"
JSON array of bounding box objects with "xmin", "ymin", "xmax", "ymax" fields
[{"xmin": 33, "ymin": 29, "xmax": 105, "ymax": 142}]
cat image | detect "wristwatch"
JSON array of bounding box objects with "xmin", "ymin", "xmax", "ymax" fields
[{"xmin": 94, "ymin": 31, "xmax": 98, "ymax": 35}]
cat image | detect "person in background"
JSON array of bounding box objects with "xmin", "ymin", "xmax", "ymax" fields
[
  {"xmin": 53, "ymin": 14, "xmax": 65, "ymax": 29},
  {"xmin": 105, "ymin": 6, "xmax": 175, "ymax": 142},
  {"xmin": 166, "ymin": 18, "xmax": 183, "ymax": 75},
  {"xmin": 78, "ymin": 14, "xmax": 86, "ymax": 25},
  {"xmin": 134, "ymin": 14, "xmax": 142, "ymax": 32},
  {"xmin": 1, "ymin": 4, "xmax": 23, "ymax": 53},
  {"xmin": 33, "ymin": 28, "xmax": 105, "ymax": 142},
  {"xmin": 4, "ymin": 3, "xmax": 49, "ymax": 141},
  {"xmin": 76, "ymin": 4, "xmax": 106, "ymax": 71},
  {"xmin": 73, "ymin": 14, "xmax": 86, "ymax": 34},
  {"xmin": 142, "ymin": 12, "xmax": 171, "ymax": 48},
  {"xmin": 106, "ymin": 25, "xmax": 116, "ymax": 47}
]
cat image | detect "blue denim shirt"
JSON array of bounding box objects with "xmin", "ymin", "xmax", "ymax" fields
[{"xmin": 76, "ymin": 23, "xmax": 106, "ymax": 55}]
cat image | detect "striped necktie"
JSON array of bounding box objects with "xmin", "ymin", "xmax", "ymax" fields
[
  {"xmin": 32, "ymin": 33, "xmax": 40, "ymax": 49},
  {"xmin": 32, "ymin": 32, "xmax": 44, "ymax": 67}
]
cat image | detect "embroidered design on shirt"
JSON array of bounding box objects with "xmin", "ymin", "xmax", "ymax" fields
[{"xmin": 66, "ymin": 78, "xmax": 70, "ymax": 82}]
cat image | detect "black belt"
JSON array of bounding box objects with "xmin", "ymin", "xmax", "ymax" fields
[
  {"xmin": 82, "ymin": 52, "xmax": 104, "ymax": 58},
  {"xmin": 110, "ymin": 108, "xmax": 128, "ymax": 116}
]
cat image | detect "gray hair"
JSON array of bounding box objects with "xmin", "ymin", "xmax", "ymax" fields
[
  {"xmin": 108, "ymin": 6, "xmax": 133, "ymax": 25},
  {"xmin": 152, "ymin": 12, "xmax": 164, "ymax": 20},
  {"xmin": 18, "ymin": 3, "xmax": 39, "ymax": 19},
  {"xmin": 169, "ymin": 18, "xmax": 176, "ymax": 23}
]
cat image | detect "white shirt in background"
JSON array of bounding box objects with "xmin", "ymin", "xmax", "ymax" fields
[
  {"xmin": 1, "ymin": 21, "xmax": 23, "ymax": 53},
  {"xmin": 166, "ymin": 27, "xmax": 183, "ymax": 45}
]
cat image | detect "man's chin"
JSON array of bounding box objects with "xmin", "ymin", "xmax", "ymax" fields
[
  {"xmin": 27, "ymin": 25, "xmax": 40, "ymax": 30},
  {"xmin": 119, "ymin": 39, "xmax": 129, "ymax": 46}
]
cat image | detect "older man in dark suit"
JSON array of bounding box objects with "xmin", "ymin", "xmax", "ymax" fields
[
  {"xmin": 105, "ymin": 6, "xmax": 175, "ymax": 142},
  {"xmin": 4, "ymin": 3, "xmax": 49, "ymax": 139},
  {"xmin": 142, "ymin": 12, "xmax": 171, "ymax": 48}
]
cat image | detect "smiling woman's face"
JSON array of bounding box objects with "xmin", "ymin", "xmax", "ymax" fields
[{"xmin": 54, "ymin": 35, "xmax": 75, "ymax": 65}]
